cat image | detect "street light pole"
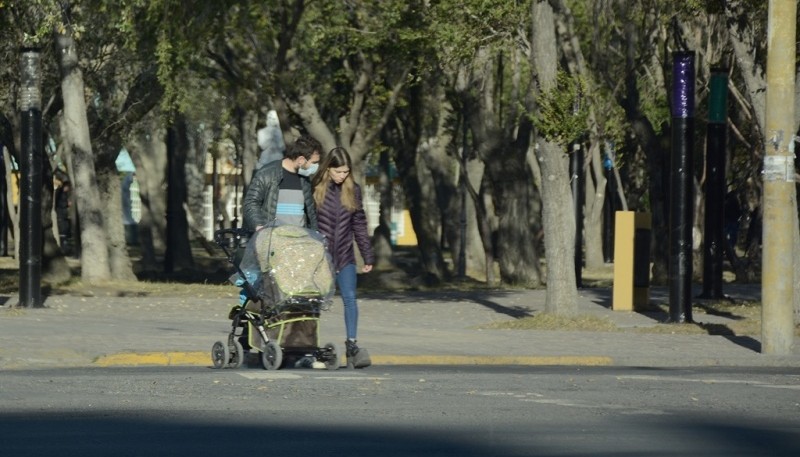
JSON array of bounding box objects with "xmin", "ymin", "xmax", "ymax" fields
[
  {"xmin": 18, "ymin": 48, "xmax": 43, "ymax": 308},
  {"xmin": 668, "ymin": 51, "xmax": 695, "ymax": 323}
]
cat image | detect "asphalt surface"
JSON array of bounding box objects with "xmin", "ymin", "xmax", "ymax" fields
[{"xmin": 1, "ymin": 283, "xmax": 798, "ymax": 370}]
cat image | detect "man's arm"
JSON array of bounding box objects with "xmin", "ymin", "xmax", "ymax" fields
[{"xmin": 242, "ymin": 175, "xmax": 268, "ymax": 231}]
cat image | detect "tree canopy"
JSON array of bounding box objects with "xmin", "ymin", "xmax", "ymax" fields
[{"xmin": 0, "ymin": 1, "xmax": 795, "ymax": 314}]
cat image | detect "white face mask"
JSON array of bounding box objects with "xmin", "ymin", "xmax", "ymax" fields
[{"xmin": 298, "ymin": 162, "xmax": 319, "ymax": 177}]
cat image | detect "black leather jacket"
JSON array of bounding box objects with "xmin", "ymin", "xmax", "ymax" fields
[{"xmin": 242, "ymin": 160, "xmax": 318, "ymax": 231}]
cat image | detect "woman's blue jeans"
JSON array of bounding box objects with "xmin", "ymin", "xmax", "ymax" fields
[{"xmin": 336, "ymin": 263, "xmax": 358, "ymax": 340}]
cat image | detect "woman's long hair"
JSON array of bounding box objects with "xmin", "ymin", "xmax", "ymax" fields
[{"xmin": 312, "ymin": 147, "xmax": 357, "ymax": 211}]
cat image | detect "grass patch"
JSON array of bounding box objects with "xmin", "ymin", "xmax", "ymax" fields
[
  {"xmin": 484, "ymin": 313, "xmax": 618, "ymax": 332},
  {"xmin": 580, "ymin": 265, "xmax": 615, "ymax": 288},
  {"xmin": 637, "ymin": 300, "xmax": 770, "ymax": 336},
  {"xmin": 51, "ymin": 279, "xmax": 236, "ymax": 298},
  {"xmin": 484, "ymin": 300, "xmax": 800, "ymax": 338},
  {"xmin": 631, "ymin": 322, "xmax": 707, "ymax": 335}
]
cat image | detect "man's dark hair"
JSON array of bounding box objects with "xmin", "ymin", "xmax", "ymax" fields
[{"xmin": 285, "ymin": 134, "xmax": 321, "ymax": 160}]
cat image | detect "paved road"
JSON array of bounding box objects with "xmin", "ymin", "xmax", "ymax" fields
[{"xmin": 2, "ymin": 365, "xmax": 799, "ymax": 456}]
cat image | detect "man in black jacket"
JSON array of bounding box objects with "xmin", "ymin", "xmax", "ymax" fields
[{"xmin": 243, "ymin": 134, "xmax": 322, "ymax": 231}]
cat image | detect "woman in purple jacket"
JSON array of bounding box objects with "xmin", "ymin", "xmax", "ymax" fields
[{"xmin": 312, "ymin": 147, "xmax": 375, "ymax": 368}]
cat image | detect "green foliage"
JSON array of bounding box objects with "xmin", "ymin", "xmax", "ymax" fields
[
  {"xmin": 675, "ymin": 0, "xmax": 721, "ymax": 14},
  {"xmin": 271, "ymin": 1, "xmax": 431, "ymax": 128},
  {"xmin": 111, "ymin": 0, "xmax": 238, "ymax": 112},
  {"xmin": 4, "ymin": 0, "xmax": 61, "ymax": 47},
  {"xmin": 532, "ymin": 71, "xmax": 588, "ymax": 146},
  {"xmin": 637, "ymin": 76, "xmax": 671, "ymax": 136},
  {"xmin": 677, "ymin": 0, "xmax": 766, "ymax": 16},
  {"xmin": 592, "ymin": 87, "xmax": 628, "ymax": 157},
  {"xmin": 428, "ymin": 0, "xmax": 527, "ymax": 65}
]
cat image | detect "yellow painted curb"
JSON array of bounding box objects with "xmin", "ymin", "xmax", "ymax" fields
[
  {"xmin": 94, "ymin": 351, "xmax": 209, "ymax": 367},
  {"xmin": 94, "ymin": 352, "xmax": 613, "ymax": 367}
]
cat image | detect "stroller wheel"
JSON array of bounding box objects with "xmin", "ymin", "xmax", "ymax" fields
[
  {"xmin": 322, "ymin": 342, "xmax": 341, "ymax": 371},
  {"xmin": 261, "ymin": 341, "xmax": 283, "ymax": 370},
  {"xmin": 211, "ymin": 341, "xmax": 229, "ymax": 369},
  {"xmin": 229, "ymin": 340, "xmax": 244, "ymax": 369}
]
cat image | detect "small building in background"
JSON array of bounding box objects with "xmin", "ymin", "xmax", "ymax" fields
[
  {"xmin": 116, "ymin": 148, "xmax": 140, "ymax": 245},
  {"xmin": 363, "ymin": 161, "xmax": 417, "ymax": 247}
]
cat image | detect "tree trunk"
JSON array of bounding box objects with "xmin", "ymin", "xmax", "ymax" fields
[
  {"xmin": 389, "ymin": 82, "xmax": 448, "ymax": 283},
  {"xmin": 421, "ymin": 120, "xmax": 458, "ymax": 279},
  {"xmin": 537, "ymin": 140, "xmax": 578, "ymax": 314},
  {"xmin": 482, "ymin": 147, "xmax": 543, "ymax": 286},
  {"xmin": 477, "ymin": 173, "xmax": 498, "ymax": 285},
  {"xmin": 533, "ymin": 0, "xmax": 577, "ymax": 314},
  {"xmin": 424, "ymin": 97, "xmax": 488, "ymax": 281},
  {"xmin": 3, "ymin": 146, "xmax": 20, "ymax": 259},
  {"xmin": 96, "ymin": 146, "xmax": 136, "ymax": 281},
  {"xmin": 40, "ymin": 156, "xmax": 71, "ymax": 284},
  {"xmin": 408, "ymin": 151, "xmax": 447, "ymax": 284},
  {"xmin": 238, "ymin": 109, "xmax": 259, "ymax": 188},
  {"xmin": 128, "ymin": 118, "xmax": 168, "ymax": 272},
  {"xmin": 55, "ymin": 32, "xmax": 111, "ymax": 283},
  {"xmin": 372, "ymin": 149, "xmax": 393, "ymax": 270},
  {"xmin": 725, "ymin": 5, "xmax": 767, "ymax": 135},
  {"xmin": 464, "ymin": 159, "xmax": 488, "ymax": 280},
  {"xmin": 214, "ymin": 173, "xmax": 232, "ymax": 231},
  {"xmin": 465, "ymin": 48, "xmax": 543, "ymax": 287},
  {"xmin": 164, "ymin": 114, "xmax": 194, "ymax": 273},
  {"xmin": 185, "ymin": 120, "xmax": 215, "ymax": 252},
  {"xmin": 398, "ymin": 146, "xmax": 449, "ymax": 285},
  {"xmin": 584, "ymin": 142, "xmax": 607, "ymax": 270}
]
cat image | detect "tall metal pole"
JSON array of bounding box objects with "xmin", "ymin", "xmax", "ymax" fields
[
  {"xmin": 668, "ymin": 51, "xmax": 695, "ymax": 323},
  {"xmin": 571, "ymin": 143, "xmax": 584, "ymax": 288},
  {"xmin": 18, "ymin": 49, "xmax": 43, "ymax": 308},
  {"xmin": 700, "ymin": 69, "xmax": 728, "ymax": 299},
  {"xmin": 602, "ymin": 147, "xmax": 615, "ymax": 264},
  {"xmin": 232, "ymin": 142, "xmax": 240, "ymax": 230},
  {"xmin": 762, "ymin": 0, "xmax": 796, "ymax": 355},
  {"xmin": 0, "ymin": 143, "xmax": 7, "ymax": 257}
]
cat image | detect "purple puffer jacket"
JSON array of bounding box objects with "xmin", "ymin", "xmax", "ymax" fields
[{"xmin": 316, "ymin": 182, "xmax": 375, "ymax": 272}]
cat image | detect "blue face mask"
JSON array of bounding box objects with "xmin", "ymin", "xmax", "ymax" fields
[{"xmin": 298, "ymin": 162, "xmax": 319, "ymax": 177}]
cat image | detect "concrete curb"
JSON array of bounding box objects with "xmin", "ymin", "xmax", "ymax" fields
[{"xmin": 92, "ymin": 351, "xmax": 615, "ymax": 368}]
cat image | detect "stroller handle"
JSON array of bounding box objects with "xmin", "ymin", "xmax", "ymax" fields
[
  {"xmin": 213, "ymin": 228, "xmax": 253, "ymax": 261},
  {"xmin": 214, "ymin": 227, "xmax": 261, "ymax": 306}
]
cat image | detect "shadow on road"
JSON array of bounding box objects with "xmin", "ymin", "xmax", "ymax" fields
[
  {"xmin": 362, "ymin": 289, "xmax": 533, "ymax": 319},
  {"xmin": 1, "ymin": 409, "xmax": 798, "ymax": 456},
  {"xmin": 0, "ymin": 411, "xmax": 526, "ymax": 457}
]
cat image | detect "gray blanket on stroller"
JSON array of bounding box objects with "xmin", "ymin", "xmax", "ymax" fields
[{"xmin": 248, "ymin": 225, "xmax": 335, "ymax": 305}]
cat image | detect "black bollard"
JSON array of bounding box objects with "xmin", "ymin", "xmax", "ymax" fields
[
  {"xmin": 668, "ymin": 52, "xmax": 695, "ymax": 323},
  {"xmin": 602, "ymin": 144, "xmax": 616, "ymax": 263},
  {"xmin": 18, "ymin": 49, "xmax": 44, "ymax": 308},
  {"xmin": 700, "ymin": 69, "xmax": 728, "ymax": 299},
  {"xmin": 571, "ymin": 143, "xmax": 584, "ymax": 288},
  {"xmin": 0, "ymin": 142, "xmax": 7, "ymax": 257}
]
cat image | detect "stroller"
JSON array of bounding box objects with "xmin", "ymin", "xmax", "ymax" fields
[{"xmin": 211, "ymin": 225, "xmax": 341, "ymax": 370}]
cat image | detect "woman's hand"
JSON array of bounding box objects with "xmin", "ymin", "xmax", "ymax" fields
[{"xmin": 362, "ymin": 264, "xmax": 373, "ymax": 273}]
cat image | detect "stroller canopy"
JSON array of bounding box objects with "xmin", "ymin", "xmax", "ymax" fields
[{"xmin": 237, "ymin": 225, "xmax": 335, "ymax": 307}]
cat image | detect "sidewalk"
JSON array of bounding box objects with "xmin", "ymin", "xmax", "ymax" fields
[{"xmin": 1, "ymin": 283, "xmax": 799, "ymax": 370}]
